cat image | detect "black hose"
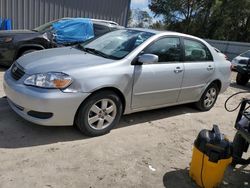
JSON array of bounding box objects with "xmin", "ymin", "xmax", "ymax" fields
[{"xmin": 224, "ymin": 91, "xmax": 250, "ymax": 112}]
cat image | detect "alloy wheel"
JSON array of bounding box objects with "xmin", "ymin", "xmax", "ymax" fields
[
  {"xmin": 87, "ymin": 99, "xmax": 117, "ymax": 130},
  {"xmin": 204, "ymin": 87, "xmax": 217, "ymax": 108}
]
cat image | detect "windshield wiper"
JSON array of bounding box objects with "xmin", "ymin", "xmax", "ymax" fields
[
  {"xmin": 75, "ymin": 43, "xmax": 86, "ymax": 51},
  {"xmin": 76, "ymin": 46, "xmax": 119, "ymax": 60},
  {"xmin": 84, "ymin": 48, "xmax": 109, "ymax": 58}
]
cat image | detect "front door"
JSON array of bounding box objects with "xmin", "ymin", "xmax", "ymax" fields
[{"xmin": 132, "ymin": 37, "xmax": 184, "ymax": 109}]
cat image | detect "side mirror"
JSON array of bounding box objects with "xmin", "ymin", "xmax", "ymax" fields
[{"xmin": 132, "ymin": 54, "xmax": 159, "ymax": 65}]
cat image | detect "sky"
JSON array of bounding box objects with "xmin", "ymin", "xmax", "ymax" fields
[
  {"xmin": 130, "ymin": 0, "xmax": 162, "ymax": 23},
  {"xmin": 131, "ymin": 0, "xmax": 151, "ymax": 12},
  {"xmin": 131, "ymin": 0, "xmax": 149, "ymax": 10}
]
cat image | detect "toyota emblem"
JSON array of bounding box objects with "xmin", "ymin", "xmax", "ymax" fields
[{"xmin": 12, "ymin": 66, "xmax": 18, "ymax": 73}]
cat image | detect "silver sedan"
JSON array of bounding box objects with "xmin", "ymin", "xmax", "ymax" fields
[{"xmin": 3, "ymin": 28, "xmax": 231, "ymax": 136}]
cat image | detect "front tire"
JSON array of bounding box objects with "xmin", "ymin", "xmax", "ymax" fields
[
  {"xmin": 76, "ymin": 91, "xmax": 123, "ymax": 136},
  {"xmin": 236, "ymin": 73, "xmax": 249, "ymax": 86},
  {"xmin": 195, "ymin": 83, "xmax": 219, "ymax": 111}
]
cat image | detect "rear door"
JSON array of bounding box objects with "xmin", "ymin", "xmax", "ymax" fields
[
  {"xmin": 178, "ymin": 38, "xmax": 215, "ymax": 103},
  {"xmin": 132, "ymin": 37, "xmax": 184, "ymax": 109}
]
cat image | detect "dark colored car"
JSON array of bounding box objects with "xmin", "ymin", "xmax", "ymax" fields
[
  {"xmin": 236, "ymin": 59, "xmax": 250, "ymax": 86},
  {"xmin": 0, "ymin": 18, "xmax": 122, "ymax": 66}
]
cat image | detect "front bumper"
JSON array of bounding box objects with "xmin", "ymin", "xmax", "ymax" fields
[{"xmin": 3, "ymin": 69, "xmax": 90, "ymax": 126}]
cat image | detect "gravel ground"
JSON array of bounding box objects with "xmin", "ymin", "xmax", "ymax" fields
[{"xmin": 0, "ymin": 67, "xmax": 250, "ymax": 188}]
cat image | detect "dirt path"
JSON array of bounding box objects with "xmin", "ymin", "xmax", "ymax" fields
[{"xmin": 0, "ymin": 70, "xmax": 249, "ymax": 188}]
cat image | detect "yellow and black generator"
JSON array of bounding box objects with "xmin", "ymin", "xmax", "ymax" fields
[{"xmin": 189, "ymin": 125, "xmax": 232, "ymax": 188}]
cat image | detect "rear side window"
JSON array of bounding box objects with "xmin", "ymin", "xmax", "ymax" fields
[
  {"xmin": 184, "ymin": 39, "xmax": 213, "ymax": 61},
  {"xmin": 93, "ymin": 24, "xmax": 110, "ymax": 37},
  {"xmin": 143, "ymin": 37, "xmax": 182, "ymax": 62}
]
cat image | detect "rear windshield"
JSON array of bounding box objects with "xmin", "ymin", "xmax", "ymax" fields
[
  {"xmin": 33, "ymin": 19, "xmax": 60, "ymax": 33},
  {"xmin": 240, "ymin": 50, "xmax": 250, "ymax": 58}
]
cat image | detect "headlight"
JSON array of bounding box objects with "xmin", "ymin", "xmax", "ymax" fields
[
  {"xmin": 24, "ymin": 72, "xmax": 73, "ymax": 89},
  {"xmin": 0, "ymin": 37, "xmax": 13, "ymax": 43}
]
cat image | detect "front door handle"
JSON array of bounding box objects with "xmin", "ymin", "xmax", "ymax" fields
[
  {"xmin": 174, "ymin": 67, "xmax": 183, "ymax": 73},
  {"xmin": 207, "ymin": 65, "xmax": 214, "ymax": 71}
]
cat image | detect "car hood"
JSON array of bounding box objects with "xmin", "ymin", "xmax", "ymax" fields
[
  {"xmin": 0, "ymin": 30, "xmax": 37, "ymax": 36},
  {"xmin": 17, "ymin": 47, "xmax": 115, "ymax": 74}
]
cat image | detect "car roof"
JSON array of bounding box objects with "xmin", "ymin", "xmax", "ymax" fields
[
  {"xmin": 127, "ymin": 27, "xmax": 192, "ymax": 36},
  {"xmin": 90, "ymin": 19, "xmax": 119, "ymax": 26},
  {"xmin": 128, "ymin": 28, "xmax": 210, "ymax": 44},
  {"xmin": 61, "ymin": 17, "xmax": 121, "ymax": 28},
  {"xmin": 128, "ymin": 28, "xmax": 169, "ymax": 34}
]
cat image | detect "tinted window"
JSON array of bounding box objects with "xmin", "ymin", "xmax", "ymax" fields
[
  {"xmin": 93, "ymin": 24, "xmax": 110, "ymax": 37},
  {"xmin": 143, "ymin": 37, "xmax": 181, "ymax": 62},
  {"xmin": 184, "ymin": 39, "xmax": 213, "ymax": 61}
]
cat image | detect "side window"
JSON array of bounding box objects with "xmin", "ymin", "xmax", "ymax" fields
[
  {"xmin": 143, "ymin": 37, "xmax": 181, "ymax": 62},
  {"xmin": 184, "ymin": 39, "xmax": 213, "ymax": 61},
  {"xmin": 93, "ymin": 24, "xmax": 110, "ymax": 37}
]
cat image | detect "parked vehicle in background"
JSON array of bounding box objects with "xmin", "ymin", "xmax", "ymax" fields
[
  {"xmin": 235, "ymin": 59, "xmax": 250, "ymax": 86},
  {"xmin": 231, "ymin": 50, "xmax": 250, "ymax": 70},
  {"xmin": 4, "ymin": 29, "xmax": 231, "ymax": 136},
  {"xmin": 0, "ymin": 18, "xmax": 122, "ymax": 67}
]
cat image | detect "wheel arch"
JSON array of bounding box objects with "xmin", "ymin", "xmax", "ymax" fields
[
  {"xmin": 210, "ymin": 79, "xmax": 222, "ymax": 92},
  {"xmin": 74, "ymin": 87, "xmax": 126, "ymax": 124},
  {"xmin": 15, "ymin": 44, "xmax": 45, "ymax": 60}
]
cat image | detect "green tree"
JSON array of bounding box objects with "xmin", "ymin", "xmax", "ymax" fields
[
  {"xmin": 130, "ymin": 9, "xmax": 153, "ymax": 28},
  {"xmin": 149, "ymin": 0, "xmax": 250, "ymax": 42},
  {"xmin": 149, "ymin": 0, "xmax": 205, "ymax": 32}
]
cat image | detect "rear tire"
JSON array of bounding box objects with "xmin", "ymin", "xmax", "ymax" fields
[
  {"xmin": 76, "ymin": 91, "xmax": 123, "ymax": 137},
  {"xmin": 236, "ymin": 73, "xmax": 249, "ymax": 86},
  {"xmin": 195, "ymin": 83, "xmax": 219, "ymax": 111}
]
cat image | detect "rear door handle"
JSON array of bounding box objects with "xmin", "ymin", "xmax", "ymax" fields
[
  {"xmin": 207, "ymin": 65, "xmax": 214, "ymax": 71},
  {"xmin": 174, "ymin": 67, "xmax": 183, "ymax": 73}
]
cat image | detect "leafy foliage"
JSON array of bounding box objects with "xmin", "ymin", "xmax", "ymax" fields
[
  {"xmin": 149, "ymin": 0, "xmax": 250, "ymax": 42},
  {"xmin": 129, "ymin": 9, "xmax": 153, "ymax": 28}
]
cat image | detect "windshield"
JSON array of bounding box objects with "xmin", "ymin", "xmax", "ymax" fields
[
  {"xmin": 33, "ymin": 19, "xmax": 60, "ymax": 33},
  {"xmin": 79, "ymin": 29, "xmax": 154, "ymax": 60},
  {"xmin": 240, "ymin": 50, "xmax": 250, "ymax": 58}
]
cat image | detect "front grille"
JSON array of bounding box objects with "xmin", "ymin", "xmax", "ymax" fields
[{"xmin": 11, "ymin": 63, "xmax": 25, "ymax": 80}]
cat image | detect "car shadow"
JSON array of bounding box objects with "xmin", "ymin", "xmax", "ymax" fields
[
  {"xmin": 0, "ymin": 97, "xmax": 198, "ymax": 149},
  {"xmin": 117, "ymin": 104, "xmax": 198, "ymax": 130},
  {"xmin": 163, "ymin": 168, "xmax": 197, "ymax": 188},
  {"xmin": 223, "ymin": 166, "xmax": 250, "ymax": 187},
  {"xmin": 0, "ymin": 97, "xmax": 87, "ymax": 148},
  {"xmin": 162, "ymin": 166, "xmax": 250, "ymax": 188},
  {"xmin": 230, "ymin": 82, "xmax": 250, "ymax": 91}
]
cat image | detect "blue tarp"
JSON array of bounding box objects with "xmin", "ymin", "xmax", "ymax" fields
[
  {"xmin": 0, "ymin": 19, "xmax": 12, "ymax": 30},
  {"xmin": 52, "ymin": 18, "xmax": 94, "ymax": 44}
]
